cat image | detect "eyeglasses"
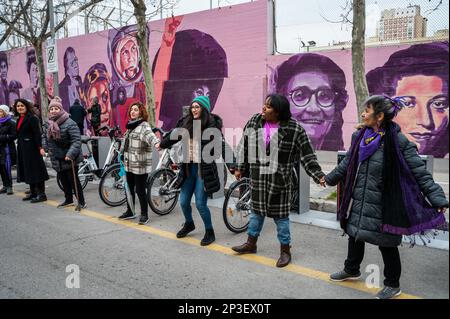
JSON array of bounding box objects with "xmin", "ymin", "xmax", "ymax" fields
[
  {"xmin": 397, "ymin": 95, "xmax": 448, "ymax": 111},
  {"xmin": 288, "ymin": 86, "xmax": 338, "ymax": 108}
]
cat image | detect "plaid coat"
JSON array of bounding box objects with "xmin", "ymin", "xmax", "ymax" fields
[
  {"xmin": 123, "ymin": 121, "xmax": 160, "ymax": 175},
  {"xmin": 237, "ymin": 114, "xmax": 324, "ymax": 218}
]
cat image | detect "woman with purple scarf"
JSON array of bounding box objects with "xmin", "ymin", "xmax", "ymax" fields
[
  {"xmin": 0, "ymin": 104, "xmax": 17, "ymax": 195},
  {"xmin": 323, "ymin": 95, "xmax": 448, "ymax": 299},
  {"xmin": 41, "ymin": 96, "xmax": 86, "ymax": 208}
]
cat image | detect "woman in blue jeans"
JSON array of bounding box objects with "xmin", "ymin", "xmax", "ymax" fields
[
  {"xmin": 157, "ymin": 96, "xmax": 226, "ymax": 246},
  {"xmin": 232, "ymin": 94, "xmax": 326, "ymax": 267}
]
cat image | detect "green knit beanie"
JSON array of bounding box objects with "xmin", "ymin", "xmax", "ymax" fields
[{"xmin": 191, "ymin": 95, "xmax": 211, "ymax": 113}]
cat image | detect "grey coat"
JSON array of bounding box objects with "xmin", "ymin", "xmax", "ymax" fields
[
  {"xmin": 42, "ymin": 117, "xmax": 83, "ymax": 172},
  {"xmin": 325, "ymin": 128, "xmax": 448, "ymax": 247}
]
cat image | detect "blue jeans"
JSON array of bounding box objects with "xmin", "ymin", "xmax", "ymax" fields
[
  {"xmin": 247, "ymin": 212, "xmax": 291, "ymax": 245},
  {"xmin": 179, "ymin": 164, "xmax": 213, "ymax": 230}
]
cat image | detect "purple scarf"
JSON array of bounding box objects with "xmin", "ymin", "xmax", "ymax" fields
[
  {"xmin": 358, "ymin": 128, "xmax": 385, "ymax": 163},
  {"xmin": 339, "ymin": 123, "xmax": 446, "ymax": 236},
  {"xmin": 0, "ymin": 114, "xmax": 12, "ymax": 124},
  {"xmin": 47, "ymin": 110, "xmax": 70, "ymax": 140}
]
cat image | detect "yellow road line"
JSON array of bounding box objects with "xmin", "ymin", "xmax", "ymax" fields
[{"xmin": 14, "ymin": 192, "xmax": 421, "ymax": 299}]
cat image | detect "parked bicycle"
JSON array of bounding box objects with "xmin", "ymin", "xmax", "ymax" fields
[
  {"xmin": 147, "ymin": 127, "xmax": 232, "ymax": 216},
  {"xmin": 146, "ymin": 127, "xmax": 183, "ymax": 215},
  {"xmin": 222, "ymin": 166, "xmax": 300, "ymax": 233}
]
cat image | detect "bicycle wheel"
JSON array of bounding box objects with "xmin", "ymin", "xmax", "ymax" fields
[
  {"xmin": 147, "ymin": 168, "xmax": 179, "ymax": 216},
  {"xmin": 223, "ymin": 178, "xmax": 251, "ymax": 233},
  {"xmin": 98, "ymin": 163, "xmax": 126, "ymax": 207},
  {"xmin": 77, "ymin": 164, "xmax": 89, "ymax": 190},
  {"xmin": 56, "ymin": 165, "xmax": 89, "ymax": 192}
]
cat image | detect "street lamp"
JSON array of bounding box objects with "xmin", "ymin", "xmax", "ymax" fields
[{"xmin": 302, "ymin": 40, "xmax": 316, "ymax": 52}]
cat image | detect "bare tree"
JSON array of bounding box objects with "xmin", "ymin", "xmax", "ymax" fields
[
  {"xmin": 130, "ymin": 0, "xmax": 179, "ymax": 127},
  {"xmin": 351, "ymin": 0, "xmax": 369, "ymax": 116},
  {"xmin": 322, "ymin": 0, "xmax": 446, "ymax": 117},
  {"xmin": 0, "ymin": 0, "xmax": 102, "ymax": 119}
]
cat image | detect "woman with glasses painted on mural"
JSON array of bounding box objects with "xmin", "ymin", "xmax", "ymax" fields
[
  {"xmin": 366, "ymin": 42, "xmax": 449, "ymax": 158},
  {"xmin": 271, "ymin": 53, "xmax": 349, "ymax": 151},
  {"xmin": 83, "ymin": 63, "xmax": 114, "ymax": 136}
]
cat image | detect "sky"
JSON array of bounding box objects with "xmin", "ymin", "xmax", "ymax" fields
[
  {"xmin": 1, "ymin": 0, "xmax": 449, "ymax": 52},
  {"xmin": 167, "ymin": 0, "xmax": 449, "ymax": 52}
]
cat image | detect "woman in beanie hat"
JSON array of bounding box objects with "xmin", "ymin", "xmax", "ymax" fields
[
  {"xmin": 158, "ymin": 95, "xmax": 230, "ymax": 245},
  {"xmin": 14, "ymin": 98, "xmax": 49, "ymax": 202},
  {"xmin": 325, "ymin": 96, "xmax": 448, "ymax": 299},
  {"xmin": 41, "ymin": 96, "xmax": 86, "ymax": 208},
  {"xmin": 0, "ymin": 104, "xmax": 17, "ymax": 195},
  {"xmin": 117, "ymin": 100, "xmax": 160, "ymax": 225}
]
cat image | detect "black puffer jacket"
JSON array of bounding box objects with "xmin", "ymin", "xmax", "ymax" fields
[
  {"xmin": 0, "ymin": 118, "xmax": 17, "ymax": 166},
  {"xmin": 325, "ymin": 127, "xmax": 448, "ymax": 247},
  {"xmin": 42, "ymin": 117, "xmax": 83, "ymax": 172},
  {"xmin": 160, "ymin": 113, "xmax": 231, "ymax": 196}
]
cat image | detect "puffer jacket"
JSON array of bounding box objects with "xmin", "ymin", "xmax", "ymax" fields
[
  {"xmin": 42, "ymin": 117, "xmax": 83, "ymax": 172},
  {"xmin": 325, "ymin": 127, "xmax": 448, "ymax": 247},
  {"xmin": 160, "ymin": 113, "xmax": 228, "ymax": 196}
]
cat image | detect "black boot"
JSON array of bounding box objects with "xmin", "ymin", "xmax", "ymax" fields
[
  {"xmin": 176, "ymin": 222, "xmax": 195, "ymax": 238},
  {"xmin": 23, "ymin": 189, "xmax": 37, "ymax": 201},
  {"xmin": 200, "ymin": 229, "xmax": 216, "ymax": 246},
  {"xmin": 31, "ymin": 194, "xmax": 47, "ymax": 203}
]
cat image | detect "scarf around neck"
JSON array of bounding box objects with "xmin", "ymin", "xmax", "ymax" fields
[
  {"xmin": 0, "ymin": 114, "xmax": 12, "ymax": 124},
  {"xmin": 339, "ymin": 123, "xmax": 446, "ymax": 237},
  {"xmin": 126, "ymin": 118, "xmax": 144, "ymax": 131},
  {"xmin": 358, "ymin": 127, "xmax": 385, "ymax": 163},
  {"xmin": 263, "ymin": 120, "xmax": 279, "ymax": 147},
  {"xmin": 47, "ymin": 110, "xmax": 70, "ymax": 140}
]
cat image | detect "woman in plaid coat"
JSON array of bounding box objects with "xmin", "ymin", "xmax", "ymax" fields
[
  {"xmin": 232, "ymin": 94, "xmax": 326, "ymax": 267},
  {"xmin": 118, "ymin": 101, "xmax": 159, "ymax": 225}
]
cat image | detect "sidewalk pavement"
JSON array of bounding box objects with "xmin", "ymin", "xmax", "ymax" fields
[{"xmin": 32, "ymin": 152, "xmax": 449, "ymax": 251}]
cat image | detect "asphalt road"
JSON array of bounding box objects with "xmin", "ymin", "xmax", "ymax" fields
[{"xmin": 0, "ymin": 177, "xmax": 448, "ymax": 299}]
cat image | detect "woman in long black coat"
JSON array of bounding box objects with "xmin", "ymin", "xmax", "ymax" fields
[
  {"xmin": 14, "ymin": 99, "xmax": 49, "ymax": 202},
  {"xmin": 0, "ymin": 104, "xmax": 17, "ymax": 195}
]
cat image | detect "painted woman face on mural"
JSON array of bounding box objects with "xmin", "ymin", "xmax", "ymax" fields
[
  {"xmin": 394, "ymin": 75, "xmax": 448, "ymax": 154},
  {"xmin": 87, "ymin": 79, "xmax": 113, "ymax": 128},
  {"xmin": 0, "ymin": 60, "xmax": 7, "ymax": 81},
  {"xmin": 366, "ymin": 42, "xmax": 449, "ymax": 157},
  {"xmin": 192, "ymin": 85, "xmax": 211, "ymax": 100},
  {"xmin": 286, "ymin": 71, "xmax": 338, "ymax": 148},
  {"xmin": 115, "ymin": 36, "xmax": 140, "ymax": 81},
  {"xmin": 66, "ymin": 51, "xmax": 80, "ymax": 78}
]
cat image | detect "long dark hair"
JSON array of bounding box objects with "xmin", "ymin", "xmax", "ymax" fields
[{"xmin": 13, "ymin": 98, "xmax": 34, "ymax": 116}]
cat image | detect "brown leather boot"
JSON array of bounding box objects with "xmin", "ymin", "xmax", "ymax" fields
[
  {"xmin": 231, "ymin": 235, "xmax": 257, "ymax": 254},
  {"xmin": 276, "ymin": 244, "xmax": 291, "ymax": 268}
]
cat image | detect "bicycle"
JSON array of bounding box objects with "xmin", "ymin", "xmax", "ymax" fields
[
  {"xmin": 146, "ymin": 127, "xmax": 183, "ymax": 215},
  {"xmin": 222, "ymin": 166, "xmax": 299, "ymax": 233},
  {"xmin": 147, "ymin": 127, "xmax": 232, "ymax": 216}
]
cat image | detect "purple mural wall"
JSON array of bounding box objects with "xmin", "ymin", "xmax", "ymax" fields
[
  {"xmin": 0, "ymin": 0, "xmax": 448, "ymax": 157},
  {"xmin": 268, "ymin": 41, "xmax": 449, "ymax": 158}
]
